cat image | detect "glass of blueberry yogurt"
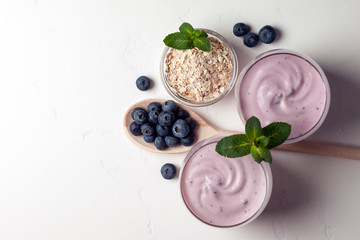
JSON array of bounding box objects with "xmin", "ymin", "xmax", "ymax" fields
[
  {"xmin": 235, "ymin": 49, "xmax": 331, "ymax": 143},
  {"xmin": 180, "ymin": 135, "xmax": 273, "ymax": 227}
]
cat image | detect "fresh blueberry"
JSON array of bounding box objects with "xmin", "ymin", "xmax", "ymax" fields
[
  {"xmin": 158, "ymin": 110, "xmax": 176, "ymax": 127},
  {"xmin": 160, "ymin": 163, "xmax": 177, "ymax": 179},
  {"xmin": 129, "ymin": 121, "xmax": 142, "ymax": 136},
  {"xmin": 154, "ymin": 136, "xmax": 166, "ymax": 150},
  {"xmin": 258, "ymin": 25, "xmax": 276, "ymax": 44},
  {"xmin": 147, "ymin": 102, "xmax": 162, "ymax": 112},
  {"xmin": 144, "ymin": 134, "xmax": 156, "ymax": 143},
  {"xmin": 156, "ymin": 124, "xmax": 170, "ymax": 137},
  {"xmin": 165, "ymin": 136, "xmax": 180, "ymax": 147},
  {"xmin": 140, "ymin": 123, "xmax": 155, "ymax": 136},
  {"xmin": 162, "ymin": 100, "xmax": 178, "ymax": 112},
  {"xmin": 131, "ymin": 107, "xmax": 145, "ymax": 119},
  {"xmin": 148, "ymin": 110, "xmax": 160, "ymax": 124},
  {"xmin": 132, "ymin": 108, "xmax": 148, "ymax": 125},
  {"xmin": 185, "ymin": 117, "xmax": 197, "ymax": 130},
  {"xmin": 243, "ymin": 32, "xmax": 259, "ymax": 48},
  {"xmin": 176, "ymin": 107, "xmax": 189, "ymax": 119},
  {"xmin": 136, "ymin": 76, "xmax": 151, "ymax": 91},
  {"xmin": 233, "ymin": 22, "xmax": 249, "ymax": 37},
  {"xmin": 180, "ymin": 132, "xmax": 195, "ymax": 146},
  {"xmin": 172, "ymin": 119, "xmax": 190, "ymax": 138}
]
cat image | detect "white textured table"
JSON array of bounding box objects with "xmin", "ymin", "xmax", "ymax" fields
[{"xmin": 1, "ymin": 0, "xmax": 360, "ymax": 239}]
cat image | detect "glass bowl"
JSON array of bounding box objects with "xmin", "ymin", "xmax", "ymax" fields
[
  {"xmin": 179, "ymin": 135, "xmax": 273, "ymax": 228},
  {"xmin": 160, "ymin": 29, "xmax": 238, "ymax": 107},
  {"xmin": 235, "ymin": 49, "xmax": 331, "ymax": 144}
]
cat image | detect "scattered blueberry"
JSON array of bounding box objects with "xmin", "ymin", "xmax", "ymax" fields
[
  {"xmin": 154, "ymin": 136, "xmax": 166, "ymax": 150},
  {"xmin": 165, "ymin": 136, "xmax": 180, "ymax": 147},
  {"xmin": 156, "ymin": 124, "xmax": 170, "ymax": 137},
  {"xmin": 185, "ymin": 117, "xmax": 197, "ymax": 130},
  {"xmin": 243, "ymin": 32, "xmax": 259, "ymax": 48},
  {"xmin": 233, "ymin": 22, "xmax": 249, "ymax": 37},
  {"xmin": 258, "ymin": 25, "xmax": 276, "ymax": 44},
  {"xmin": 176, "ymin": 107, "xmax": 189, "ymax": 119},
  {"xmin": 141, "ymin": 123, "xmax": 155, "ymax": 136},
  {"xmin": 148, "ymin": 110, "xmax": 160, "ymax": 124},
  {"xmin": 129, "ymin": 121, "xmax": 142, "ymax": 136},
  {"xmin": 172, "ymin": 119, "xmax": 190, "ymax": 138},
  {"xmin": 162, "ymin": 100, "xmax": 178, "ymax": 112},
  {"xmin": 132, "ymin": 108, "xmax": 148, "ymax": 125},
  {"xmin": 161, "ymin": 163, "xmax": 177, "ymax": 179},
  {"xmin": 144, "ymin": 134, "xmax": 156, "ymax": 143},
  {"xmin": 147, "ymin": 102, "xmax": 162, "ymax": 112},
  {"xmin": 158, "ymin": 110, "xmax": 176, "ymax": 127},
  {"xmin": 180, "ymin": 132, "xmax": 195, "ymax": 146},
  {"xmin": 136, "ymin": 76, "xmax": 151, "ymax": 91}
]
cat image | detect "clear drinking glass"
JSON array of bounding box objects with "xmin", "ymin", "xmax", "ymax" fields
[
  {"xmin": 179, "ymin": 135, "xmax": 273, "ymax": 228},
  {"xmin": 235, "ymin": 49, "xmax": 331, "ymax": 144}
]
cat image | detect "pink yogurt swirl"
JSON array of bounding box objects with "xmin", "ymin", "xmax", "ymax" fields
[
  {"xmin": 240, "ymin": 53, "xmax": 327, "ymax": 139},
  {"xmin": 181, "ymin": 142, "xmax": 267, "ymax": 227}
]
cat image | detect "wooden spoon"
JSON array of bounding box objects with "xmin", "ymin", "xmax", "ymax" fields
[
  {"xmin": 123, "ymin": 99, "xmax": 238, "ymax": 154},
  {"xmin": 124, "ymin": 99, "xmax": 360, "ymax": 160}
]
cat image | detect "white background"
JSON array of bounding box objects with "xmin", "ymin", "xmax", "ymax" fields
[{"xmin": 1, "ymin": 0, "xmax": 360, "ymax": 239}]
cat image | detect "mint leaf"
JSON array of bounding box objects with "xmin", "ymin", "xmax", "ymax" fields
[
  {"xmin": 251, "ymin": 145, "xmax": 272, "ymax": 163},
  {"xmin": 193, "ymin": 29, "xmax": 201, "ymax": 37},
  {"xmin": 199, "ymin": 30, "xmax": 208, "ymax": 38},
  {"xmin": 251, "ymin": 145, "xmax": 262, "ymax": 163},
  {"xmin": 194, "ymin": 36, "xmax": 211, "ymax": 51},
  {"xmin": 262, "ymin": 122, "xmax": 291, "ymax": 149},
  {"xmin": 255, "ymin": 135, "xmax": 269, "ymax": 148},
  {"xmin": 262, "ymin": 148, "xmax": 272, "ymax": 163},
  {"xmin": 179, "ymin": 22, "xmax": 194, "ymax": 35},
  {"xmin": 216, "ymin": 116, "xmax": 291, "ymax": 164},
  {"xmin": 192, "ymin": 30, "xmax": 207, "ymax": 38},
  {"xmin": 164, "ymin": 23, "xmax": 211, "ymax": 51},
  {"xmin": 216, "ymin": 134, "xmax": 251, "ymax": 158},
  {"xmin": 245, "ymin": 116, "xmax": 262, "ymax": 142},
  {"xmin": 163, "ymin": 32, "xmax": 194, "ymax": 50}
]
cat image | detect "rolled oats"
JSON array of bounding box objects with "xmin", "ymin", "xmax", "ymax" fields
[{"xmin": 165, "ymin": 37, "xmax": 233, "ymax": 103}]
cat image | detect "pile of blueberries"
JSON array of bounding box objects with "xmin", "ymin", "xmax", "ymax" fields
[
  {"xmin": 129, "ymin": 100, "xmax": 197, "ymax": 150},
  {"xmin": 233, "ymin": 23, "xmax": 276, "ymax": 48}
]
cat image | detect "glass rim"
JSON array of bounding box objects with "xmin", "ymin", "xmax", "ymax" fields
[
  {"xmin": 179, "ymin": 135, "xmax": 273, "ymax": 228},
  {"xmin": 234, "ymin": 49, "xmax": 331, "ymax": 144},
  {"xmin": 160, "ymin": 28, "xmax": 239, "ymax": 107}
]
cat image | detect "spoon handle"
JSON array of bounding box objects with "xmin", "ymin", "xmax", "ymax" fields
[
  {"xmin": 212, "ymin": 129, "xmax": 360, "ymax": 160},
  {"xmin": 277, "ymin": 140, "xmax": 360, "ymax": 160}
]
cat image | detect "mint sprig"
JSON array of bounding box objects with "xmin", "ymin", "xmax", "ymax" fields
[
  {"xmin": 163, "ymin": 22, "xmax": 211, "ymax": 52},
  {"xmin": 215, "ymin": 116, "xmax": 291, "ymax": 163}
]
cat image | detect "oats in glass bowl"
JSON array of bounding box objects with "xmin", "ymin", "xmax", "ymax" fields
[{"xmin": 160, "ymin": 29, "xmax": 238, "ymax": 107}]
